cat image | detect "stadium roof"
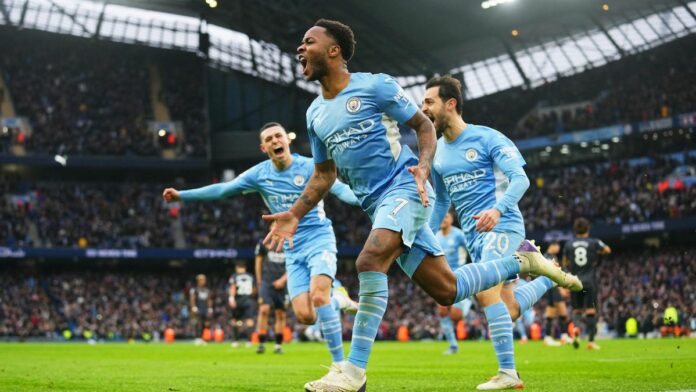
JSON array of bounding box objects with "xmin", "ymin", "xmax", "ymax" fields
[
  {"xmin": 2, "ymin": 0, "xmax": 694, "ymax": 99},
  {"xmin": 107, "ymin": 0, "xmax": 685, "ymax": 74}
]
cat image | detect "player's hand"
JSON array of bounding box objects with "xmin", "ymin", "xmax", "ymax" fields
[
  {"xmin": 162, "ymin": 188, "xmax": 180, "ymax": 202},
  {"xmin": 272, "ymin": 278, "xmax": 285, "ymax": 290},
  {"xmin": 262, "ymin": 212, "xmax": 299, "ymax": 251},
  {"xmin": 228, "ymin": 297, "xmax": 236, "ymax": 309},
  {"xmin": 191, "ymin": 306, "xmax": 199, "ymax": 313},
  {"xmin": 473, "ymin": 208, "xmax": 501, "ymax": 232},
  {"xmin": 407, "ymin": 163, "xmax": 431, "ymax": 207}
]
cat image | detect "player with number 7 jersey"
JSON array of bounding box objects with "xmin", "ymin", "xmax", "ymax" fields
[{"xmin": 265, "ymin": 20, "xmax": 582, "ymax": 392}]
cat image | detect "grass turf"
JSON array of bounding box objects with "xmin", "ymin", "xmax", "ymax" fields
[{"xmin": 0, "ymin": 339, "xmax": 694, "ymax": 391}]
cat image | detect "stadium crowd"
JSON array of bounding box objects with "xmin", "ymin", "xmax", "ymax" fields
[
  {"xmin": 0, "ymin": 31, "xmax": 206, "ymax": 157},
  {"xmin": 1, "ymin": 32, "xmax": 694, "ymax": 158},
  {"xmin": 1, "ymin": 247, "xmax": 694, "ymax": 340},
  {"xmin": 468, "ymin": 37, "xmax": 696, "ymax": 140},
  {"xmin": 1, "ymin": 155, "xmax": 694, "ymax": 248}
]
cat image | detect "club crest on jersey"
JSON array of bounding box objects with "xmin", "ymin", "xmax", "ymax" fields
[
  {"xmin": 293, "ymin": 175, "xmax": 305, "ymax": 186},
  {"xmin": 466, "ymin": 149, "xmax": 478, "ymax": 161},
  {"xmin": 346, "ymin": 97, "xmax": 361, "ymax": 113}
]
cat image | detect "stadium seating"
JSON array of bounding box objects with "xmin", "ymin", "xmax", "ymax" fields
[
  {"xmin": 465, "ymin": 37, "xmax": 696, "ymax": 140},
  {"xmin": 0, "ymin": 31, "xmax": 206, "ymax": 157},
  {"xmin": 2, "ymin": 155, "xmax": 694, "ymax": 249},
  {"xmin": 1, "ymin": 247, "xmax": 693, "ymax": 340}
]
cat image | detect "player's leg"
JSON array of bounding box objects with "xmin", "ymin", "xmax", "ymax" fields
[
  {"xmin": 309, "ymin": 270, "xmax": 345, "ymax": 364},
  {"xmin": 557, "ymin": 300, "xmax": 570, "ymax": 343},
  {"xmin": 543, "ymin": 304, "xmax": 561, "ymax": 346},
  {"xmin": 230, "ymin": 317, "xmax": 241, "ymax": 348},
  {"xmin": 305, "ymin": 228, "xmax": 404, "ymax": 392},
  {"xmin": 244, "ymin": 317, "xmax": 255, "ymax": 347},
  {"xmin": 438, "ymin": 305, "xmax": 458, "ymax": 354},
  {"xmin": 287, "ymin": 252, "xmax": 318, "ymax": 324},
  {"xmin": 256, "ymin": 301, "xmax": 271, "ymax": 353},
  {"xmin": 570, "ymin": 289, "xmax": 585, "ymax": 349},
  {"xmin": 470, "ymin": 232, "xmax": 526, "ymax": 390},
  {"xmin": 274, "ymin": 307, "xmax": 286, "ymax": 354},
  {"xmin": 584, "ymin": 285, "xmax": 599, "ymax": 350},
  {"xmin": 194, "ymin": 314, "xmax": 204, "ymax": 345},
  {"xmin": 515, "ymin": 316, "xmax": 528, "ymax": 344},
  {"xmin": 476, "ymin": 282, "xmax": 521, "ymax": 379}
]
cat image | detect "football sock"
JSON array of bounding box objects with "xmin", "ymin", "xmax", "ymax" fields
[
  {"xmin": 440, "ymin": 315, "xmax": 458, "ymax": 349},
  {"xmin": 453, "ymin": 257, "xmax": 520, "ymax": 303},
  {"xmin": 316, "ymin": 303, "xmax": 344, "ymax": 363},
  {"xmin": 485, "ymin": 301, "xmax": 515, "ymax": 370},
  {"xmin": 514, "ymin": 277, "xmax": 554, "ymax": 315},
  {"xmin": 545, "ymin": 317, "xmax": 554, "ymax": 337},
  {"xmin": 348, "ymin": 272, "xmax": 388, "ymax": 369},
  {"xmin": 586, "ymin": 314, "xmax": 597, "ymax": 342}
]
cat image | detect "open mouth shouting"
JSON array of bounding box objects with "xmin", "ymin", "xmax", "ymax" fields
[{"xmin": 298, "ymin": 54, "xmax": 309, "ymax": 76}]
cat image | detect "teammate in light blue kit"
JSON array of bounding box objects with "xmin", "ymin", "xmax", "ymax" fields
[
  {"xmin": 263, "ymin": 20, "xmax": 581, "ymax": 392},
  {"xmin": 435, "ymin": 211, "xmax": 471, "ymax": 355},
  {"xmin": 162, "ymin": 122, "xmax": 359, "ymax": 365},
  {"xmin": 423, "ymin": 75, "xmax": 570, "ymax": 390}
]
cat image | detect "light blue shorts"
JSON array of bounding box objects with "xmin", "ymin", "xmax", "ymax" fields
[
  {"xmin": 369, "ymin": 181, "xmax": 444, "ymax": 278},
  {"xmin": 285, "ymin": 234, "xmax": 338, "ymax": 300},
  {"xmin": 469, "ymin": 231, "xmax": 525, "ymax": 284}
]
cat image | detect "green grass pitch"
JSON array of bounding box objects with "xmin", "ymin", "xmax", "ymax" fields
[{"xmin": 1, "ymin": 339, "xmax": 695, "ymax": 391}]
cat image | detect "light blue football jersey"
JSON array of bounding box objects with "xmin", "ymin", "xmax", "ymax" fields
[
  {"xmin": 179, "ymin": 154, "xmax": 358, "ymax": 251},
  {"xmin": 430, "ymin": 125, "xmax": 527, "ymax": 249},
  {"xmin": 435, "ymin": 226, "xmax": 468, "ymax": 270},
  {"xmin": 306, "ymin": 72, "xmax": 419, "ymax": 210}
]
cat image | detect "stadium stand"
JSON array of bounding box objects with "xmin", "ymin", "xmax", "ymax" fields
[
  {"xmin": 1, "ymin": 247, "xmax": 694, "ymax": 340},
  {"xmin": 0, "ymin": 30, "xmax": 207, "ymax": 157}
]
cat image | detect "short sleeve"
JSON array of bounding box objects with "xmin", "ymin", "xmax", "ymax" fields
[
  {"xmin": 307, "ymin": 107, "xmax": 330, "ymax": 164},
  {"xmin": 372, "ymin": 74, "xmax": 418, "ymax": 123}
]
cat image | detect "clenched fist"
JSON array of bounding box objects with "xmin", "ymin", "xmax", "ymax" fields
[{"xmin": 162, "ymin": 188, "xmax": 180, "ymax": 202}]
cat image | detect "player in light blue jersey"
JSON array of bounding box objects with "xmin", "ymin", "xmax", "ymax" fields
[
  {"xmin": 435, "ymin": 211, "xmax": 471, "ymax": 355},
  {"xmin": 162, "ymin": 122, "xmax": 359, "ymax": 365},
  {"xmin": 262, "ymin": 20, "xmax": 582, "ymax": 392},
  {"xmin": 422, "ymin": 75, "xmax": 579, "ymax": 390}
]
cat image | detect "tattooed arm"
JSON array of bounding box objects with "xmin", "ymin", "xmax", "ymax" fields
[
  {"xmin": 289, "ymin": 160, "xmax": 337, "ymax": 219},
  {"xmin": 405, "ymin": 110, "xmax": 437, "ymax": 207},
  {"xmin": 262, "ymin": 160, "xmax": 337, "ymax": 251}
]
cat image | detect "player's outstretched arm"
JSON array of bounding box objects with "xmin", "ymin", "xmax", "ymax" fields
[
  {"xmin": 405, "ymin": 111, "xmax": 437, "ymax": 207},
  {"xmin": 162, "ymin": 169, "xmax": 257, "ymax": 203},
  {"xmin": 263, "ymin": 160, "xmax": 337, "ymax": 251},
  {"xmin": 329, "ymin": 179, "xmax": 360, "ymax": 206}
]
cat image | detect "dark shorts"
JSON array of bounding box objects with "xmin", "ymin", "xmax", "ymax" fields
[
  {"xmin": 233, "ymin": 297, "xmax": 256, "ymax": 320},
  {"xmin": 258, "ymin": 282, "xmax": 288, "ymax": 310},
  {"xmin": 544, "ymin": 287, "xmax": 563, "ymax": 304},
  {"xmin": 571, "ymin": 282, "xmax": 597, "ymax": 310}
]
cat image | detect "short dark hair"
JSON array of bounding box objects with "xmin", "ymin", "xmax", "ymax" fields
[
  {"xmin": 425, "ymin": 75, "xmax": 463, "ymax": 114},
  {"xmin": 235, "ymin": 260, "xmax": 247, "ymax": 268},
  {"xmin": 573, "ymin": 218, "xmax": 590, "ymax": 235},
  {"xmin": 314, "ymin": 19, "xmax": 356, "ymax": 62},
  {"xmin": 259, "ymin": 122, "xmax": 284, "ymax": 141}
]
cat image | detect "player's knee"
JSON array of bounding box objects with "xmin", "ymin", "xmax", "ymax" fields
[
  {"xmin": 356, "ymin": 247, "xmax": 391, "ymax": 273},
  {"xmin": 295, "ymin": 310, "xmax": 316, "ymax": 325},
  {"xmin": 259, "ymin": 305, "xmax": 271, "ymax": 316},
  {"xmin": 434, "ymin": 288, "xmax": 455, "ymax": 307},
  {"xmin": 310, "ymin": 290, "xmax": 330, "ymax": 307}
]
